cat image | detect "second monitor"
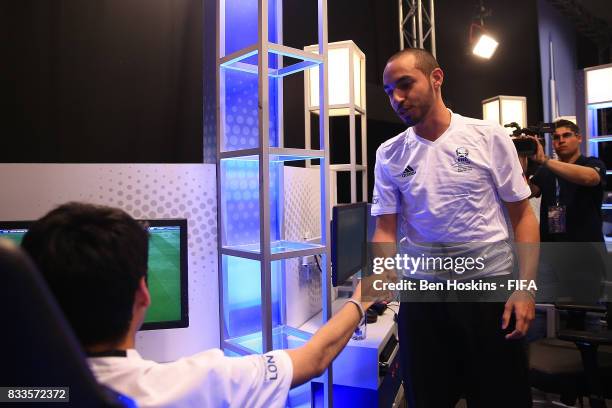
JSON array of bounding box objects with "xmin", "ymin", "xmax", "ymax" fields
[{"xmin": 331, "ymin": 202, "xmax": 368, "ymax": 287}]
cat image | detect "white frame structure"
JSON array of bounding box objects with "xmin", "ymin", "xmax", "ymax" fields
[
  {"xmin": 481, "ymin": 95, "xmax": 528, "ymax": 129},
  {"xmin": 216, "ymin": 0, "xmax": 335, "ymax": 405},
  {"xmin": 304, "ymin": 40, "xmax": 368, "ymax": 206},
  {"xmin": 584, "ymin": 63, "xmax": 612, "ymax": 158},
  {"xmin": 584, "ymin": 63, "xmax": 612, "ymax": 212}
]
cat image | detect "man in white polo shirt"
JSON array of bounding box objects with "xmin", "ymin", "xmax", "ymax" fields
[
  {"xmin": 371, "ymin": 48, "xmax": 540, "ymax": 407},
  {"xmin": 21, "ymin": 202, "xmax": 376, "ymax": 408}
]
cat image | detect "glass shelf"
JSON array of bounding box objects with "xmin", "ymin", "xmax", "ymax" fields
[
  {"xmin": 222, "ymin": 240, "xmax": 325, "ymax": 261},
  {"xmin": 220, "ymin": 147, "xmax": 324, "ymax": 162},
  {"xmin": 220, "ymin": 43, "xmax": 323, "ymax": 78},
  {"xmin": 224, "ymin": 325, "xmax": 312, "ymax": 355},
  {"xmin": 308, "ymin": 103, "xmax": 366, "ymax": 116},
  {"xmin": 329, "ymin": 164, "xmax": 367, "ymax": 171}
]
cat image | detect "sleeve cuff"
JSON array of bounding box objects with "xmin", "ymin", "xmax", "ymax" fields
[
  {"xmin": 501, "ymin": 189, "xmax": 531, "ymax": 203},
  {"xmin": 370, "ymin": 206, "xmax": 399, "ymax": 216}
]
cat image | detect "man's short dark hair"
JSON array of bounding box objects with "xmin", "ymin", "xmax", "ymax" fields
[
  {"xmin": 21, "ymin": 202, "xmax": 149, "ymax": 347},
  {"xmin": 386, "ymin": 48, "xmax": 440, "ymax": 76},
  {"xmin": 554, "ymin": 119, "xmax": 580, "ymax": 135}
]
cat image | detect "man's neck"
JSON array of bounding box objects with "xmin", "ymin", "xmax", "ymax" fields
[
  {"xmin": 86, "ymin": 336, "xmax": 134, "ymax": 354},
  {"xmin": 558, "ymin": 150, "xmax": 581, "ymax": 164},
  {"xmin": 413, "ymin": 102, "xmax": 451, "ymax": 142}
]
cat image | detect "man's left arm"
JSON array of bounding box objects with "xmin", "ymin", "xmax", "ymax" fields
[
  {"xmin": 489, "ymin": 125, "xmax": 539, "ymax": 339},
  {"xmin": 503, "ymin": 199, "xmax": 539, "ymax": 340}
]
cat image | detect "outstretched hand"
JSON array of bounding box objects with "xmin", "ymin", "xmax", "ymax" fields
[{"xmin": 502, "ymin": 291, "xmax": 535, "ymax": 340}]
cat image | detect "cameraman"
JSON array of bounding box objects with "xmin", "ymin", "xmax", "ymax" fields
[{"xmin": 522, "ymin": 119, "xmax": 607, "ymax": 242}]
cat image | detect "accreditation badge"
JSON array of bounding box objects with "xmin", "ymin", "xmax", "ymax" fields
[{"xmin": 548, "ymin": 205, "xmax": 566, "ymax": 234}]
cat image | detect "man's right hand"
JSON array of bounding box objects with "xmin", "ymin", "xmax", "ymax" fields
[{"xmin": 359, "ymin": 268, "xmax": 399, "ymax": 306}]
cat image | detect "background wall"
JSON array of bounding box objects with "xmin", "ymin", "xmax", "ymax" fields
[
  {"xmin": 537, "ymin": 0, "xmax": 578, "ymax": 122},
  {"xmin": 0, "ymin": 164, "xmax": 217, "ymax": 362},
  {"xmin": 1, "ymin": 0, "xmax": 203, "ymax": 163}
]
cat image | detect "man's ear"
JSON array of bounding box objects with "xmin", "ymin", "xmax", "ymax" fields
[
  {"xmin": 431, "ymin": 67, "xmax": 444, "ymax": 89},
  {"xmin": 135, "ymin": 276, "xmax": 151, "ymax": 308}
]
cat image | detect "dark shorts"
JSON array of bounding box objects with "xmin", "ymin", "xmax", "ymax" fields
[{"xmin": 398, "ymin": 302, "xmax": 532, "ymax": 408}]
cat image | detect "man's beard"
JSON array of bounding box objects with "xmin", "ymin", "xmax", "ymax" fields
[{"xmin": 399, "ymin": 89, "xmax": 435, "ymax": 127}]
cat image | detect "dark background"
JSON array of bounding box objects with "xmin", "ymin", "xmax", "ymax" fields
[
  {"xmin": 1, "ymin": 0, "xmax": 203, "ymax": 162},
  {"xmin": 1, "ymin": 0, "xmax": 607, "ymax": 187}
]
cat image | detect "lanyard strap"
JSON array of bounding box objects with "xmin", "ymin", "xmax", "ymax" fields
[{"xmin": 555, "ymin": 177, "xmax": 560, "ymax": 206}]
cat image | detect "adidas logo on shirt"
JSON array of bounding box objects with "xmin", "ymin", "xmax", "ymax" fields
[{"xmin": 401, "ymin": 165, "xmax": 416, "ymax": 177}]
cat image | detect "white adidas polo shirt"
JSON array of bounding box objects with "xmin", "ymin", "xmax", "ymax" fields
[{"xmin": 372, "ymin": 111, "xmax": 530, "ymax": 246}]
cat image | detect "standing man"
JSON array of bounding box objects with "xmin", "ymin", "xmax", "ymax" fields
[
  {"xmin": 526, "ymin": 119, "xmax": 607, "ymax": 242},
  {"xmin": 524, "ymin": 120, "xmax": 607, "ymax": 303},
  {"xmin": 371, "ymin": 48, "xmax": 540, "ymax": 407}
]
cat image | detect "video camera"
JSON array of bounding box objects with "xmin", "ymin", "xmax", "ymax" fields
[{"xmin": 504, "ymin": 122, "xmax": 553, "ymax": 156}]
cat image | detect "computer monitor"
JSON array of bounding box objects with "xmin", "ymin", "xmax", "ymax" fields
[
  {"xmin": 141, "ymin": 219, "xmax": 188, "ymax": 330},
  {"xmin": 0, "ymin": 221, "xmax": 30, "ymax": 247},
  {"xmin": 331, "ymin": 203, "xmax": 368, "ymax": 286},
  {"xmin": 0, "ymin": 218, "xmax": 189, "ymax": 331}
]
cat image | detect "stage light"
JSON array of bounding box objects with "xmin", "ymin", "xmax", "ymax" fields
[{"xmin": 472, "ymin": 33, "xmax": 498, "ymax": 59}]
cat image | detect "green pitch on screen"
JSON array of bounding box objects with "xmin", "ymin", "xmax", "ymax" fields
[
  {"xmin": 2, "ymin": 233, "xmax": 25, "ymax": 247},
  {"xmin": 0, "ymin": 227, "xmax": 181, "ymax": 324},
  {"xmin": 144, "ymin": 228, "xmax": 182, "ymax": 324}
]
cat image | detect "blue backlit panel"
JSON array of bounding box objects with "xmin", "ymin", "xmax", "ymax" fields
[
  {"xmin": 222, "ymin": 0, "xmax": 280, "ymax": 57},
  {"xmin": 220, "ymin": 69, "xmax": 279, "ymax": 151},
  {"xmin": 226, "ymin": 326, "xmax": 307, "ymax": 355},
  {"xmin": 221, "ymin": 256, "xmax": 284, "ymax": 341},
  {"xmin": 219, "ymin": 160, "xmax": 281, "ymax": 248}
]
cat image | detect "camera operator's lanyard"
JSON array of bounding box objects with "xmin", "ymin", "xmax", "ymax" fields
[{"xmin": 548, "ymin": 176, "xmax": 566, "ymax": 233}]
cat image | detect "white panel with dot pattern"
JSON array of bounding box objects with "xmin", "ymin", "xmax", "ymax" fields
[
  {"xmin": 282, "ymin": 166, "xmax": 325, "ymax": 328},
  {"xmin": 0, "ymin": 163, "xmax": 326, "ymax": 359},
  {"xmin": 0, "ymin": 164, "xmax": 218, "ymax": 362}
]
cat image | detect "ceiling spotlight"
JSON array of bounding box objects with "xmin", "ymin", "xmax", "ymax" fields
[
  {"xmin": 469, "ymin": 0, "xmax": 498, "ymax": 60},
  {"xmin": 472, "ymin": 33, "xmax": 498, "ymax": 59}
]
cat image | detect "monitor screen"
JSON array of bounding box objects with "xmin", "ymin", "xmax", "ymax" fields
[
  {"xmin": 0, "ymin": 219, "xmax": 188, "ymax": 331},
  {"xmin": 142, "ymin": 219, "xmax": 189, "ymax": 330},
  {"xmin": 331, "ymin": 203, "xmax": 368, "ymax": 286}
]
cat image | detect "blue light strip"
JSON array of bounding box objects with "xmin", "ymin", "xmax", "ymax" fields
[
  {"xmin": 587, "ymin": 101, "xmax": 612, "ymax": 110},
  {"xmin": 588, "ymin": 136, "xmax": 612, "ymax": 142},
  {"xmin": 220, "ymin": 49, "xmax": 259, "ymax": 67},
  {"xmin": 268, "ymin": 45, "xmax": 324, "ymax": 64},
  {"xmin": 220, "ymin": 44, "xmax": 322, "ymax": 78},
  {"xmin": 602, "ymin": 204, "xmax": 612, "ymax": 210},
  {"xmin": 222, "ymin": 58, "xmax": 321, "ymax": 78},
  {"xmin": 275, "ymin": 60, "xmax": 320, "ymax": 77},
  {"xmin": 607, "ymin": 171, "xmax": 612, "ymax": 175}
]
